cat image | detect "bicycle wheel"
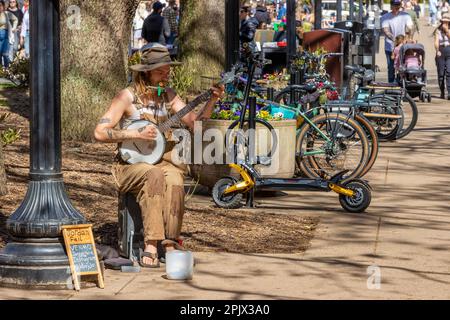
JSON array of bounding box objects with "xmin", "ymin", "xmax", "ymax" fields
[
  {"xmin": 226, "ymin": 118, "xmax": 278, "ymax": 163},
  {"xmin": 364, "ymin": 96, "xmax": 403, "ymax": 141},
  {"xmin": 371, "ymin": 92, "xmax": 418, "ymax": 140},
  {"xmin": 395, "ymin": 93, "xmax": 418, "ymax": 139},
  {"xmin": 296, "ymin": 113, "xmax": 370, "ymax": 180},
  {"xmin": 274, "ymin": 87, "xmax": 303, "ymax": 106},
  {"xmin": 354, "ymin": 114, "xmax": 379, "ymax": 177}
]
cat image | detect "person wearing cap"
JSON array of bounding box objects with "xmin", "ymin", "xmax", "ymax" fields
[
  {"xmin": 434, "ymin": 13, "xmax": 450, "ymax": 99},
  {"xmin": 239, "ymin": 5, "xmax": 258, "ymax": 49},
  {"xmin": 142, "ymin": 0, "xmax": 170, "ymax": 46},
  {"xmin": 94, "ymin": 47, "xmax": 225, "ymax": 268},
  {"xmin": 382, "ymin": 0, "xmax": 413, "ymax": 83}
]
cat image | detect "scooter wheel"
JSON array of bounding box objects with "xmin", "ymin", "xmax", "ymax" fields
[
  {"xmin": 212, "ymin": 177, "xmax": 244, "ymax": 209},
  {"xmin": 339, "ymin": 180, "xmax": 371, "ymax": 213}
]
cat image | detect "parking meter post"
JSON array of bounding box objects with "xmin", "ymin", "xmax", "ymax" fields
[
  {"xmin": 246, "ymin": 96, "xmax": 257, "ymax": 208},
  {"xmin": 267, "ymin": 87, "xmax": 274, "ymax": 101},
  {"xmin": 337, "ymin": 0, "xmax": 342, "ymax": 22},
  {"xmin": 314, "ymin": 0, "xmax": 322, "ymax": 30},
  {"xmin": 286, "ymin": 0, "xmax": 297, "ymax": 69}
]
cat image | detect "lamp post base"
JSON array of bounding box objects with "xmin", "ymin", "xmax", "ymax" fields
[
  {"xmin": 0, "ymin": 179, "xmax": 86, "ymax": 289},
  {"xmin": 0, "ymin": 238, "xmax": 73, "ymax": 289}
]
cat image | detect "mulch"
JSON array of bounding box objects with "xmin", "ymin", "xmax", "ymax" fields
[{"xmin": 0, "ymin": 86, "xmax": 319, "ymax": 254}]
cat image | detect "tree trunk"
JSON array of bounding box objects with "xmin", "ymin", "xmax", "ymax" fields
[
  {"xmin": 0, "ymin": 143, "xmax": 6, "ymax": 196},
  {"xmin": 59, "ymin": 0, "xmax": 140, "ymax": 141},
  {"xmin": 179, "ymin": 0, "xmax": 225, "ymax": 92}
]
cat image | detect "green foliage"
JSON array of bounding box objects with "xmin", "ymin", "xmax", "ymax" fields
[
  {"xmin": 1, "ymin": 56, "xmax": 30, "ymax": 87},
  {"xmin": 1, "ymin": 128, "xmax": 21, "ymax": 146},
  {"xmin": 169, "ymin": 63, "xmax": 195, "ymax": 99},
  {"xmin": 0, "ymin": 113, "xmax": 21, "ymax": 146}
]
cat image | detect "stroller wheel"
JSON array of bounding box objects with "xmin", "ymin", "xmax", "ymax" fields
[
  {"xmin": 427, "ymin": 93, "xmax": 432, "ymax": 103},
  {"xmin": 420, "ymin": 92, "xmax": 425, "ymax": 102}
]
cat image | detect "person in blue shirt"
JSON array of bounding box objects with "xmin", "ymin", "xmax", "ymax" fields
[{"xmin": 277, "ymin": 1, "xmax": 287, "ymax": 20}]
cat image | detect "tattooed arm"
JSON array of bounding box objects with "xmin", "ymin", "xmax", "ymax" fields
[{"xmin": 94, "ymin": 89, "xmax": 157, "ymax": 143}]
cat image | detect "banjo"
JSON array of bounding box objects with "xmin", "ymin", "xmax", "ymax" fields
[{"xmin": 119, "ymin": 70, "xmax": 237, "ymax": 165}]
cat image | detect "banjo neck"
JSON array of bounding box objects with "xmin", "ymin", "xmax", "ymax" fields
[{"xmin": 157, "ymin": 90, "xmax": 213, "ymax": 133}]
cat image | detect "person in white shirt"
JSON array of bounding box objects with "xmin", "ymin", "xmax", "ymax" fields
[{"xmin": 19, "ymin": 0, "xmax": 28, "ymax": 58}]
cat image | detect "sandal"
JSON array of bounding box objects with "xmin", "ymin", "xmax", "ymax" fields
[
  {"xmin": 139, "ymin": 251, "xmax": 160, "ymax": 268},
  {"xmin": 161, "ymin": 239, "xmax": 186, "ymax": 251}
]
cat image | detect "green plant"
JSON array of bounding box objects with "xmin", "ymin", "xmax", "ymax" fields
[
  {"xmin": 1, "ymin": 128, "xmax": 21, "ymax": 146},
  {"xmin": 3, "ymin": 56, "xmax": 30, "ymax": 87},
  {"xmin": 0, "ymin": 113, "xmax": 21, "ymax": 146},
  {"xmin": 169, "ymin": 63, "xmax": 195, "ymax": 99}
]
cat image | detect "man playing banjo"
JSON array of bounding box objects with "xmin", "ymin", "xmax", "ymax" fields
[{"xmin": 94, "ymin": 46, "xmax": 224, "ymax": 268}]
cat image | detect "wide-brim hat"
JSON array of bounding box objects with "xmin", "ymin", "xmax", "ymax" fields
[
  {"xmin": 129, "ymin": 46, "xmax": 181, "ymax": 72},
  {"xmin": 441, "ymin": 13, "xmax": 450, "ymax": 23}
]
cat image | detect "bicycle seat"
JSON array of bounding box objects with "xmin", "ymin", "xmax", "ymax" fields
[
  {"xmin": 367, "ymin": 82, "xmax": 401, "ymax": 88},
  {"xmin": 345, "ymin": 65, "xmax": 366, "ymax": 74},
  {"xmin": 290, "ymin": 83, "xmax": 318, "ymax": 93}
]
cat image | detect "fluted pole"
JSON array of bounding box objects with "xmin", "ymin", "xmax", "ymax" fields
[{"xmin": 0, "ymin": 0, "xmax": 85, "ymax": 288}]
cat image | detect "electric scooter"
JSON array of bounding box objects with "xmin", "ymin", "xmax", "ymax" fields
[{"xmin": 212, "ymin": 96, "xmax": 372, "ymax": 214}]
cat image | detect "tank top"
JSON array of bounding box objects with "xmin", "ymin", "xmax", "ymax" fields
[
  {"xmin": 119, "ymin": 86, "xmax": 171, "ymax": 132},
  {"xmin": 118, "ymin": 86, "xmax": 186, "ymax": 171},
  {"xmin": 438, "ymin": 29, "xmax": 450, "ymax": 47}
]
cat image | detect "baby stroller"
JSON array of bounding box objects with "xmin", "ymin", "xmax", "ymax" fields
[{"xmin": 398, "ymin": 43, "xmax": 431, "ymax": 103}]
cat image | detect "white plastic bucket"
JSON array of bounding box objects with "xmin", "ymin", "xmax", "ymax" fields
[{"xmin": 165, "ymin": 250, "xmax": 194, "ymax": 280}]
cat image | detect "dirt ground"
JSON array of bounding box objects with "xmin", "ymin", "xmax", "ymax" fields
[{"xmin": 0, "ymin": 85, "xmax": 318, "ymax": 254}]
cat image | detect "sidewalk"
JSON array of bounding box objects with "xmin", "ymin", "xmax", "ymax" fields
[{"xmin": 1, "ymin": 19, "xmax": 450, "ymax": 300}]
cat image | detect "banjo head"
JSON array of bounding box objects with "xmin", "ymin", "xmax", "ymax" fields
[{"xmin": 119, "ymin": 120, "xmax": 166, "ymax": 165}]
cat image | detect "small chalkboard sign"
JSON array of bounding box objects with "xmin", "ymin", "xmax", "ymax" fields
[{"xmin": 62, "ymin": 224, "xmax": 104, "ymax": 291}]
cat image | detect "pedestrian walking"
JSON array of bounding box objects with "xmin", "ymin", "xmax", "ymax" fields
[
  {"xmin": 412, "ymin": 0, "xmax": 421, "ymax": 18},
  {"xmin": 0, "ymin": 0, "xmax": 18, "ymax": 69},
  {"xmin": 239, "ymin": 4, "xmax": 258, "ymax": 53},
  {"xmin": 382, "ymin": 0, "xmax": 414, "ymax": 83},
  {"xmin": 430, "ymin": 0, "xmax": 439, "ymax": 26},
  {"xmin": 19, "ymin": 0, "xmax": 28, "ymax": 58},
  {"xmin": 434, "ymin": 13, "xmax": 450, "ymax": 99},
  {"xmin": 254, "ymin": 1, "xmax": 272, "ymax": 29},
  {"xmin": 162, "ymin": 0, "xmax": 178, "ymax": 45},
  {"xmin": 142, "ymin": 1, "xmax": 170, "ymax": 46},
  {"xmin": 7, "ymin": 0, "xmax": 22, "ymax": 62},
  {"xmin": 405, "ymin": 1, "xmax": 420, "ymax": 37},
  {"xmin": 132, "ymin": 2, "xmax": 149, "ymax": 49}
]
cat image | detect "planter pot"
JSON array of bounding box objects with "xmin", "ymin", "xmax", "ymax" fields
[{"xmin": 187, "ymin": 119, "xmax": 297, "ymax": 189}]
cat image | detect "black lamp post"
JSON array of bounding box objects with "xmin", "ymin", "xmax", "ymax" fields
[
  {"xmin": 225, "ymin": 0, "xmax": 240, "ymax": 71},
  {"xmin": 337, "ymin": 0, "xmax": 342, "ymax": 22},
  {"xmin": 314, "ymin": 0, "xmax": 322, "ymax": 30},
  {"xmin": 0, "ymin": 0, "xmax": 85, "ymax": 288},
  {"xmin": 286, "ymin": 0, "xmax": 296, "ymax": 66}
]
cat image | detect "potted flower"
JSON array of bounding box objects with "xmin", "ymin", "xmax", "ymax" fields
[{"xmin": 187, "ymin": 100, "xmax": 297, "ymax": 189}]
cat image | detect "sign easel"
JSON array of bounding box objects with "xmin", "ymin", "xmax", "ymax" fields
[{"xmin": 61, "ymin": 224, "xmax": 105, "ymax": 291}]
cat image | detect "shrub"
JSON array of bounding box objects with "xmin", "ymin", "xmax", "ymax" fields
[
  {"xmin": 0, "ymin": 113, "xmax": 21, "ymax": 146},
  {"xmin": 1, "ymin": 56, "xmax": 30, "ymax": 87}
]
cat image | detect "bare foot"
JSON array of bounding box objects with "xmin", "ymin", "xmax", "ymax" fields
[{"xmin": 142, "ymin": 241, "xmax": 159, "ymax": 267}]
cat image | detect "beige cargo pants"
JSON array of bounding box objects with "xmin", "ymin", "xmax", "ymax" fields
[{"xmin": 112, "ymin": 156, "xmax": 185, "ymax": 242}]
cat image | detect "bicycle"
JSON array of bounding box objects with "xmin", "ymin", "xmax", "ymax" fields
[{"xmin": 346, "ymin": 65, "xmax": 418, "ymax": 140}]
